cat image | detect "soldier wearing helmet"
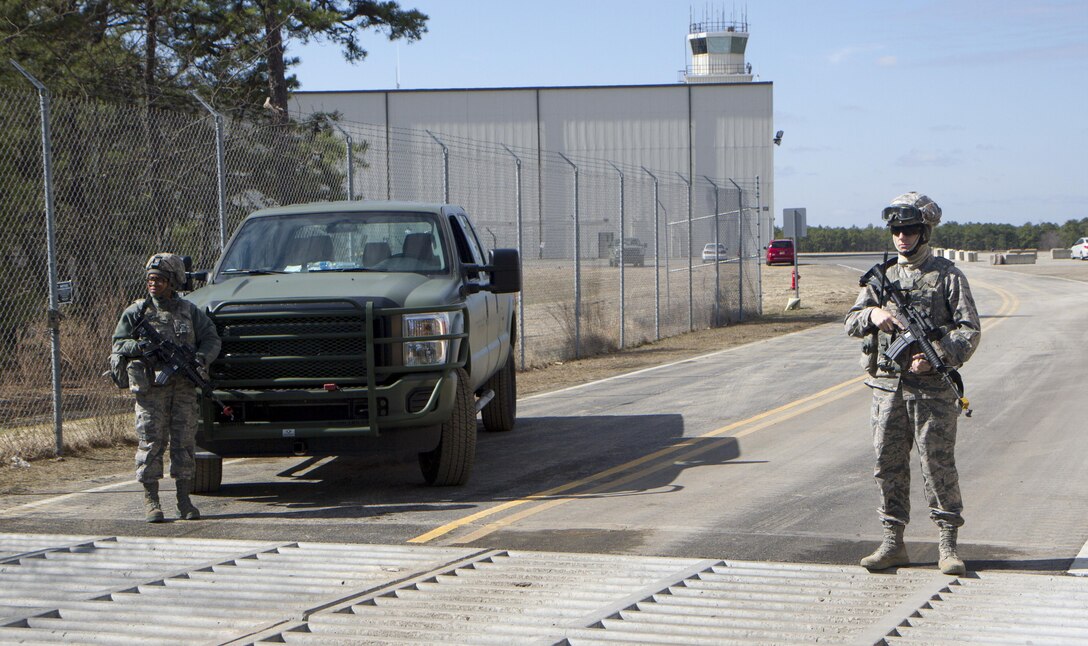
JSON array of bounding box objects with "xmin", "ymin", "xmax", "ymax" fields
[
  {"xmin": 845, "ymin": 193, "xmax": 981, "ymax": 576},
  {"xmin": 111, "ymin": 253, "xmax": 221, "ymax": 523}
]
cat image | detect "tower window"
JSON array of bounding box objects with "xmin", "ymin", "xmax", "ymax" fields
[
  {"xmin": 690, "ymin": 37, "xmax": 707, "ymax": 55},
  {"xmin": 707, "ymin": 36, "xmax": 746, "ymax": 54}
]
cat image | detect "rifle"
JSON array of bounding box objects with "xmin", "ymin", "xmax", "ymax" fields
[
  {"xmin": 860, "ymin": 260, "xmax": 972, "ymax": 417},
  {"xmin": 133, "ymin": 317, "xmax": 233, "ymax": 419}
]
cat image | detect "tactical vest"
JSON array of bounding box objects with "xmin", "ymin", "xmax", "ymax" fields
[
  {"xmin": 866, "ymin": 257, "xmax": 956, "ymax": 378},
  {"xmin": 127, "ymin": 296, "xmax": 197, "ymax": 391}
]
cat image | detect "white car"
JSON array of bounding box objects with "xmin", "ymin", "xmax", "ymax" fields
[
  {"xmin": 1071, "ymin": 237, "xmax": 1088, "ymax": 260},
  {"xmin": 701, "ymin": 243, "xmax": 727, "ymax": 262}
]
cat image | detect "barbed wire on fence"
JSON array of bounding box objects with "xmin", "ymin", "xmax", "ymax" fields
[{"xmin": 0, "ymin": 81, "xmax": 763, "ymax": 457}]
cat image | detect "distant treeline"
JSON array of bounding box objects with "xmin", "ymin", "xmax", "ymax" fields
[{"xmin": 780, "ymin": 218, "xmax": 1088, "ymax": 252}]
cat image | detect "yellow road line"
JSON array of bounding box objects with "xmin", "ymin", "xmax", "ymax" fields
[
  {"xmin": 452, "ymin": 380, "xmax": 864, "ymax": 545},
  {"xmin": 408, "ymin": 278, "xmax": 1020, "ymax": 546},
  {"xmin": 972, "ymin": 279, "xmax": 1018, "ymax": 331},
  {"xmin": 408, "ymin": 376, "xmax": 865, "ymax": 544}
]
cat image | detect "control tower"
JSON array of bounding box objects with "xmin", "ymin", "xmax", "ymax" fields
[{"xmin": 681, "ymin": 9, "xmax": 753, "ymax": 83}]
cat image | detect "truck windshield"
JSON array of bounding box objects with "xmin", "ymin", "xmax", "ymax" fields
[{"xmin": 216, "ymin": 211, "xmax": 448, "ymax": 279}]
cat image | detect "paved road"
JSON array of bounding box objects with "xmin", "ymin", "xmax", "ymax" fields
[
  {"xmin": 2, "ymin": 254, "xmax": 1087, "ymax": 642},
  {"xmin": 3, "ymin": 256, "xmax": 1087, "ymax": 572}
]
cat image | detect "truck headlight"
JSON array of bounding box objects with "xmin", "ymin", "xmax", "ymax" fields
[{"xmin": 403, "ymin": 312, "xmax": 450, "ymax": 366}]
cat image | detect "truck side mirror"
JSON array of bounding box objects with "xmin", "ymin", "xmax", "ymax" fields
[
  {"xmin": 484, "ymin": 248, "xmax": 521, "ymax": 294},
  {"xmin": 180, "ymin": 256, "xmax": 195, "ymax": 291}
]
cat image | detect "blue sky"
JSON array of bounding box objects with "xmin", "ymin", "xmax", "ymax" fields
[{"xmin": 292, "ymin": 1, "xmax": 1088, "ymax": 229}]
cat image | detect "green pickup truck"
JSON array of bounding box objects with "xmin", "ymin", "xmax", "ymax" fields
[{"xmin": 185, "ymin": 201, "xmax": 521, "ymax": 491}]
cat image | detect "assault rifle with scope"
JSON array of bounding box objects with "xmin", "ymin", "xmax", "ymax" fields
[
  {"xmin": 859, "ymin": 259, "xmax": 972, "ymax": 417},
  {"xmin": 133, "ymin": 317, "xmax": 233, "ymax": 419}
]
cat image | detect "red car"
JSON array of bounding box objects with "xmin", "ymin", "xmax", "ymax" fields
[{"xmin": 766, "ymin": 239, "xmax": 795, "ymax": 265}]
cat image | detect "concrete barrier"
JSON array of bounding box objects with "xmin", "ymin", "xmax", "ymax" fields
[
  {"xmin": 1002, "ymin": 249, "xmax": 1037, "ymax": 265},
  {"xmin": 1052, "ymin": 248, "xmax": 1072, "ymax": 259}
]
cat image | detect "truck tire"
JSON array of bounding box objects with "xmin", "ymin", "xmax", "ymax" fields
[
  {"xmin": 419, "ymin": 368, "xmax": 476, "ymax": 486},
  {"xmin": 193, "ymin": 454, "xmax": 223, "ymax": 493},
  {"xmin": 482, "ymin": 353, "xmax": 516, "ymax": 433}
]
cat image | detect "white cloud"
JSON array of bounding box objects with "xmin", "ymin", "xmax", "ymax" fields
[
  {"xmin": 877, "ymin": 56, "xmax": 897, "ymax": 67},
  {"xmin": 828, "ymin": 44, "xmax": 884, "ymax": 64},
  {"xmin": 828, "ymin": 47, "xmax": 861, "ymax": 64},
  {"xmin": 896, "ymin": 149, "xmax": 959, "ymax": 167}
]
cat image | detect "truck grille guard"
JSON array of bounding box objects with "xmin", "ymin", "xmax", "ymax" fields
[{"xmin": 207, "ymin": 298, "xmax": 468, "ymax": 434}]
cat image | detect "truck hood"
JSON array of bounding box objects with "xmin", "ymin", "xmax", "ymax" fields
[{"xmin": 187, "ymin": 272, "xmax": 460, "ymax": 311}]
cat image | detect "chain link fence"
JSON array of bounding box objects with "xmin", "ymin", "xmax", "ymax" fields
[{"xmin": 0, "ymin": 77, "xmax": 763, "ymax": 460}]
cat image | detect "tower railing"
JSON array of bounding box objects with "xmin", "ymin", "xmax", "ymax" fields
[
  {"xmin": 679, "ymin": 63, "xmax": 751, "ymax": 82},
  {"xmin": 689, "ymin": 20, "xmax": 748, "ymax": 34}
]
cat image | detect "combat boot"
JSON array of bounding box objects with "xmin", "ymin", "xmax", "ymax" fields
[
  {"xmin": 938, "ymin": 527, "xmax": 966, "ymax": 575},
  {"xmin": 175, "ymin": 479, "xmax": 201, "ymax": 521},
  {"xmin": 143, "ymin": 481, "xmax": 164, "ymax": 523},
  {"xmin": 861, "ymin": 524, "xmax": 908, "ymax": 570}
]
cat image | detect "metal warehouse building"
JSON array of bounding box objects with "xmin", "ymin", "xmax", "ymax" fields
[{"xmin": 288, "ymin": 18, "xmax": 776, "ymax": 263}]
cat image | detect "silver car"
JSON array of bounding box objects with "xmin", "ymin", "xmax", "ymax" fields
[{"xmin": 701, "ymin": 243, "xmax": 727, "ymax": 262}]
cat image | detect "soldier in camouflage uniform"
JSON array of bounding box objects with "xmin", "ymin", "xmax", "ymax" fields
[
  {"xmin": 112, "ymin": 253, "xmax": 220, "ymax": 523},
  {"xmin": 845, "ymin": 193, "xmax": 980, "ymax": 575}
]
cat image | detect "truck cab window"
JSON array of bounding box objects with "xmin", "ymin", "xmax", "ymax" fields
[{"xmin": 450, "ymin": 214, "xmax": 486, "ymax": 278}]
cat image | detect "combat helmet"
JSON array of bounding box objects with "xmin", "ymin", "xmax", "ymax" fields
[
  {"xmin": 881, "ymin": 192, "xmax": 941, "ymax": 247},
  {"xmin": 145, "ymin": 252, "xmax": 186, "ymax": 290},
  {"xmin": 882, "ymin": 192, "xmax": 941, "ymax": 228}
]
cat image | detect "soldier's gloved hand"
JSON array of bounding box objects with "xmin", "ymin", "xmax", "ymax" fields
[
  {"xmin": 137, "ymin": 339, "xmax": 154, "ymax": 355},
  {"xmin": 117, "ymin": 339, "xmax": 141, "ymax": 357}
]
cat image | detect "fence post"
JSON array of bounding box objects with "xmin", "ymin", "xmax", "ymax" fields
[
  {"xmin": 608, "ymin": 162, "xmax": 625, "ymax": 349},
  {"xmin": 328, "ymin": 119, "xmax": 355, "ymax": 200},
  {"xmin": 676, "ymin": 172, "xmax": 692, "ymax": 332},
  {"xmin": 729, "ymin": 178, "xmax": 744, "ymax": 322},
  {"xmin": 10, "ymin": 61, "xmax": 64, "ymax": 457},
  {"xmin": 704, "ymin": 176, "xmax": 721, "ymax": 327},
  {"xmin": 190, "ymin": 92, "xmax": 228, "ymax": 250},
  {"xmin": 501, "ymin": 144, "xmax": 526, "ymax": 370},
  {"xmin": 558, "ymin": 152, "xmax": 581, "ymax": 358},
  {"xmin": 642, "ymin": 167, "xmax": 660, "ymax": 340},
  {"xmin": 426, "ymin": 130, "xmax": 449, "ymax": 203},
  {"xmin": 755, "ymin": 175, "xmax": 763, "ymax": 315}
]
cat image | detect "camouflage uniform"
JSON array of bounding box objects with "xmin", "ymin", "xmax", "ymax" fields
[
  {"xmin": 113, "ymin": 294, "xmax": 219, "ymax": 483},
  {"xmin": 846, "ymin": 255, "xmax": 980, "ymax": 529},
  {"xmin": 845, "ymin": 195, "xmax": 981, "ymax": 533}
]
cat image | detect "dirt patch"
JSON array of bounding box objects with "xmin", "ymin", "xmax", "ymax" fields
[{"xmin": 1, "ymin": 443, "xmax": 135, "ymax": 495}]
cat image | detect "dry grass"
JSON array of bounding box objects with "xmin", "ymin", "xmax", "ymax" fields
[
  {"xmin": 0, "ymin": 309, "xmax": 135, "ymax": 466},
  {"xmin": 0, "ymin": 411, "xmax": 134, "ymax": 467}
]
